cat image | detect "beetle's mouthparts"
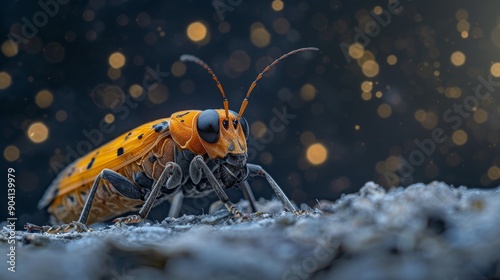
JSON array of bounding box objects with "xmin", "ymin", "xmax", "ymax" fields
[
  {"xmin": 223, "ymin": 153, "xmax": 247, "ymax": 168},
  {"xmin": 219, "ymin": 154, "xmax": 248, "ymax": 188}
]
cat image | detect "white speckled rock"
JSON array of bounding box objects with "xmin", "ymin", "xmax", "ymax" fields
[{"xmin": 1, "ymin": 182, "xmax": 499, "ymax": 280}]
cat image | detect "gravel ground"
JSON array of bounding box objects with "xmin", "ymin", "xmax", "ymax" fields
[{"xmin": 2, "ymin": 182, "xmax": 500, "ymax": 280}]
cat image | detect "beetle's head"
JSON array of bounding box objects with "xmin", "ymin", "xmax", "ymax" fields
[
  {"xmin": 195, "ymin": 109, "xmax": 249, "ymax": 159},
  {"xmin": 180, "ymin": 47, "xmax": 319, "ymax": 162}
]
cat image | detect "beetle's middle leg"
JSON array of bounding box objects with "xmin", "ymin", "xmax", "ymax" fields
[{"xmin": 112, "ymin": 162, "xmax": 182, "ymax": 224}]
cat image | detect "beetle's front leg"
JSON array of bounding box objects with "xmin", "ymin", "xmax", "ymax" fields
[
  {"xmin": 190, "ymin": 156, "xmax": 248, "ymax": 219},
  {"xmin": 113, "ymin": 162, "xmax": 182, "ymax": 224},
  {"xmin": 246, "ymin": 163, "xmax": 305, "ymax": 214}
]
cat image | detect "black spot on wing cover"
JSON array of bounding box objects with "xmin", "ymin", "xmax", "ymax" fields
[{"xmin": 87, "ymin": 158, "xmax": 95, "ymax": 170}]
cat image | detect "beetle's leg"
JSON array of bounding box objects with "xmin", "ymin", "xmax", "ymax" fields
[
  {"xmin": 25, "ymin": 168, "xmax": 141, "ymax": 233},
  {"xmin": 191, "ymin": 155, "xmax": 248, "ymax": 219},
  {"xmin": 208, "ymin": 182, "xmax": 256, "ymax": 214},
  {"xmin": 241, "ymin": 181, "xmax": 257, "ymax": 212},
  {"xmin": 167, "ymin": 191, "xmax": 184, "ymax": 217},
  {"xmin": 113, "ymin": 162, "xmax": 182, "ymax": 224},
  {"xmin": 77, "ymin": 169, "xmax": 143, "ymax": 226},
  {"xmin": 246, "ymin": 163, "xmax": 305, "ymax": 214},
  {"xmin": 24, "ymin": 221, "xmax": 91, "ymax": 234}
]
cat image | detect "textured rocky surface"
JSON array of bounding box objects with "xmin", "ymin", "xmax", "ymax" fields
[{"xmin": 2, "ymin": 182, "xmax": 500, "ymax": 280}]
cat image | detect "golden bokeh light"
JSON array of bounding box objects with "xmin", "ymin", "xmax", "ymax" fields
[
  {"xmin": 490, "ymin": 63, "xmax": 500, "ymax": 77},
  {"xmin": 420, "ymin": 112, "xmax": 438, "ymax": 129},
  {"xmin": 445, "ymin": 87, "xmax": 462, "ymax": 99},
  {"xmin": 455, "ymin": 8, "xmax": 468, "ymax": 20},
  {"xmin": 171, "ymin": 61, "xmax": 187, "ymax": 77},
  {"xmin": 271, "ymin": 0, "xmax": 284, "ymax": 11},
  {"xmin": 361, "ymin": 91, "xmax": 372, "ymax": 101},
  {"xmin": 306, "ymin": 143, "xmax": 328, "ymax": 165},
  {"xmin": 104, "ymin": 113, "xmax": 115, "ymax": 124},
  {"xmin": 109, "ymin": 52, "xmax": 126, "ymax": 69},
  {"xmin": 348, "ymin": 43, "xmax": 364, "ymax": 59},
  {"xmin": 251, "ymin": 121, "xmax": 267, "ymax": 138},
  {"xmin": 373, "ymin": 6, "xmax": 383, "ymax": 15},
  {"xmin": 375, "ymin": 91, "xmax": 383, "ymax": 98},
  {"xmin": 0, "ymin": 71, "xmax": 12, "ymax": 90},
  {"xmin": 35, "ymin": 90, "xmax": 54, "ymax": 108},
  {"xmin": 487, "ymin": 166, "xmax": 500, "ymax": 180},
  {"xmin": 385, "ymin": 156, "xmax": 400, "ymax": 172},
  {"xmin": 354, "ymin": 125, "xmax": 360, "ymax": 130},
  {"xmin": 491, "ymin": 27, "xmax": 500, "ymax": 49},
  {"xmin": 1, "ymin": 40, "xmax": 18, "ymax": 57},
  {"xmin": 129, "ymin": 84, "xmax": 144, "ymax": 98},
  {"xmin": 361, "ymin": 81, "xmax": 373, "ymax": 92},
  {"xmin": 147, "ymin": 84, "xmax": 169, "ymax": 104},
  {"xmin": 250, "ymin": 26, "xmax": 271, "ymax": 48},
  {"xmin": 473, "ymin": 109, "xmax": 488, "ymax": 123},
  {"xmin": 4, "ymin": 145, "xmax": 20, "ymax": 162},
  {"xmin": 375, "ymin": 161, "xmax": 385, "ymax": 174},
  {"xmin": 27, "ymin": 122, "xmax": 49, "ymax": 143},
  {"xmin": 300, "ymin": 83, "xmax": 316, "ymax": 101},
  {"xmin": 457, "ymin": 20, "xmax": 470, "ymax": 32},
  {"xmin": 387, "ymin": 54, "xmax": 397, "ymax": 65},
  {"xmin": 414, "ymin": 109, "xmax": 426, "ymax": 122},
  {"xmin": 187, "ymin": 21, "xmax": 208, "ymax": 42},
  {"xmin": 377, "ymin": 103, "xmax": 392, "ymax": 118},
  {"xmin": 362, "ymin": 60, "xmax": 380, "ymax": 77},
  {"xmin": 357, "ymin": 50, "xmax": 375, "ymax": 67},
  {"xmin": 452, "ymin": 129, "xmax": 468, "ymax": 146},
  {"xmin": 450, "ymin": 51, "xmax": 466, "ymax": 67}
]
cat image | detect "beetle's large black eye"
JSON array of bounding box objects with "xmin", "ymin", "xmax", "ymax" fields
[
  {"xmin": 197, "ymin": 110, "xmax": 220, "ymax": 143},
  {"xmin": 240, "ymin": 117, "xmax": 249, "ymax": 139}
]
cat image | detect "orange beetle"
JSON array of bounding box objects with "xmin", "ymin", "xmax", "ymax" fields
[{"xmin": 26, "ymin": 47, "xmax": 319, "ymax": 233}]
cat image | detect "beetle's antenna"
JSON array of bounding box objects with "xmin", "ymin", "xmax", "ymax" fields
[
  {"xmin": 236, "ymin": 47, "xmax": 319, "ymax": 119},
  {"xmin": 180, "ymin": 54, "xmax": 229, "ymax": 120}
]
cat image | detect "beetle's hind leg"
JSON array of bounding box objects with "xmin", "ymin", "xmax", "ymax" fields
[
  {"xmin": 113, "ymin": 162, "xmax": 182, "ymax": 224},
  {"xmin": 25, "ymin": 168, "xmax": 144, "ymax": 234},
  {"xmin": 24, "ymin": 221, "xmax": 91, "ymax": 234}
]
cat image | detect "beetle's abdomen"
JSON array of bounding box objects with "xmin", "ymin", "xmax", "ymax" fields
[{"xmin": 49, "ymin": 136, "xmax": 177, "ymax": 224}]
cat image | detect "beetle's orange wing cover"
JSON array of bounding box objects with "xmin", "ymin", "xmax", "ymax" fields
[{"xmin": 38, "ymin": 118, "xmax": 171, "ymax": 209}]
